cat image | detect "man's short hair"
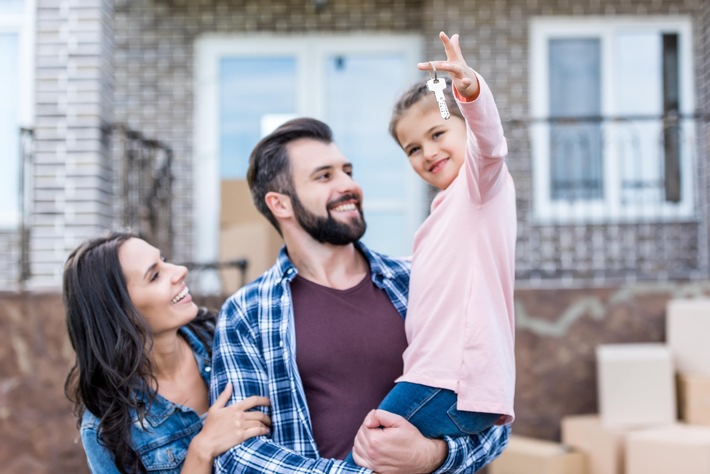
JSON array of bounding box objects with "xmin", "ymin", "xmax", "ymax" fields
[{"xmin": 247, "ymin": 118, "xmax": 334, "ymax": 233}]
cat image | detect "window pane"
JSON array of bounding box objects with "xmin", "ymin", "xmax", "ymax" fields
[
  {"xmin": 324, "ymin": 53, "xmax": 409, "ymax": 200},
  {"xmin": 323, "ymin": 53, "xmax": 418, "ymax": 255},
  {"xmin": 219, "ymin": 57, "xmax": 297, "ymax": 179},
  {"xmin": 549, "ymin": 38, "xmax": 603, "ymax": 201},
  {"xmin": 616, "ymin": 32, "xmax": 664, "ymax": 205},
  {"xmin": 359, "ymin": 212, "xmax": 407, "ymax": 258},
  {"xmin": 0, "ymin": 32, "xmax": 19, "ymax": 221},
  {"xmin": 662, "ymin": 33, "xmax": 681, "ymax": 203},
  {"xmin": 0, "ymin": 0, "xmax": 25, "ymax": 14}
]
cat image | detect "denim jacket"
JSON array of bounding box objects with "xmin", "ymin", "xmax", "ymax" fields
[{"xmin": 80, "ymin": 326, "xmax": 213, "ymax": 473}]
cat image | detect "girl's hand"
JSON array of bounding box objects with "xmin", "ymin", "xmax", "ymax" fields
[
  {"xmin": 190, "ymin": 382, "xmax": 271, "ymax": 460},
  {"xmin": 417, "ymin": 31, "xmax": 481, "ymax": 102}
]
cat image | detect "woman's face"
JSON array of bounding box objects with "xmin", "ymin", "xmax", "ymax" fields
[{"xmin": 118, "ymin": 238, "xmax": 198, "ymax": 336}]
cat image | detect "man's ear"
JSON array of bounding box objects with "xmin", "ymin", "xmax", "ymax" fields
[{"xmin": 265, "ymin": 191, "xmax": 292, "ymax": 219}]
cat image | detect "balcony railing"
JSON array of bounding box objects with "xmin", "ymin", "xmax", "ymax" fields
[
  {"xmin": 110, "ymin": 124, "xmax": 175, "ymax": 260},
  {"xmin": 504, "ymin": 112, "xmax": 710, "ymax": 285}
]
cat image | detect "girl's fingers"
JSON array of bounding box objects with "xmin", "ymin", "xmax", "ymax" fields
[{"xmin": 441, "ymin": 31, "xmax": 463, "ymax": 62}]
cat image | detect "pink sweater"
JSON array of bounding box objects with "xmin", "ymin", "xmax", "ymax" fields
[{"xmin": 397, "ymin": 74, "xmax": 516, "ymax": 423}]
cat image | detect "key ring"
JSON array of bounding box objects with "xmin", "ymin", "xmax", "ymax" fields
[{"xmin": 430, "ymin": 61, "xmax": 438, "ymax": 81}]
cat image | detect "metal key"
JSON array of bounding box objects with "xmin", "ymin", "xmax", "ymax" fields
[{"xmin": 427, "ymin": 77, "xmax": 451, "ymax": 120}]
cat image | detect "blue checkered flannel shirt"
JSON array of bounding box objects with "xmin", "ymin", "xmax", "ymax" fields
[{"xmin": 211, "ymin": 242, "xmax": 510, "ymax": 473}]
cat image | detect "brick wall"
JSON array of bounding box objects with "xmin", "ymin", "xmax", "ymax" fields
[
  {"xmin": 28, "ymin": 0, "xmax": 116, "ymax": 289},
  {"xmin": 109, "ymin": 0, "xmax": 710, "ymax": 280},
  {"xmin": 8, "ymin": 0, "xmax": 707, "ymax": 288}
]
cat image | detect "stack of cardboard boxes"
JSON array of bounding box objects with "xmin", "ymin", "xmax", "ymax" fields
[{"xmin": 488, "ymin": 298, "xmax": 710, "ymax": 474}]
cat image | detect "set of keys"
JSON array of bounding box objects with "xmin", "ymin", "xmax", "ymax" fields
[{"xmin": 426, "ymin": 63, "xmax": 450, "ymax": 120}]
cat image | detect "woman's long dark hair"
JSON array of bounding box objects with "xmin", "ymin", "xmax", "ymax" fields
[{"xmin": 63, "ymin": 231, "xmax": 215, "ymax": 473}]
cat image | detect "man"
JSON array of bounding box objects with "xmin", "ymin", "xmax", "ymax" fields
[{"xmin": 210, "ymin": 118, "xmax": 510, "ymax": 473}]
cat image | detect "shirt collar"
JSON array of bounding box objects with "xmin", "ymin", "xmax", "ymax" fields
[{"xmin": 273, "ymin": 241, "xmax": 395, "ymax": 282}]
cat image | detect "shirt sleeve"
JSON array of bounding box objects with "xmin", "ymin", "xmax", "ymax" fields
[
  {"xmin": 210, "ymin": 296, "xmax": 371, "ymax": 474},
  {"xmin": 80, "ymin": 426, "xmax": 122, "ymax": 474},
  {"xmin": 458, "ymin": 72, "xmax": 510, "ymax": 206},
  {"xmin": 433, "ymin": 425, "xmax": 511, "ymax": 474}
]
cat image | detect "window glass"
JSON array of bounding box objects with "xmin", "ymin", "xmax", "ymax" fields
[
  {"xmin": 219, "ymin": 57, "xmax": 297, "ymax": 179},
  {"xmin": 0, "ymin": 0, "xmax": 25, "ymax": 14},
  {"xmin": 324, "ymin": 53, "xmax": 409, "ymax": 200},
  {"xmin": 0, "ymin": 32, "xmax": 20, "ymax": 225},
  {"xmin": 549, "ymin": 38, "xmax": 602, "ymax": 201}
]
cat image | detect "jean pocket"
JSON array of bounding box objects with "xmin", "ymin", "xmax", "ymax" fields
[{"xmin": 446, "ymin": 405, "xmax": 499, "ymax": 435}]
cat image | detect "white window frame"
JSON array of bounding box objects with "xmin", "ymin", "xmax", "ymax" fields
[
  {"xmin": 193, "ymin": 34, "xmax": 425, "ymax": 264},
  {"xmin": 0, "ymin": 0, "xmax": 35, "ymax": 228},
  {"xmin": 529, "ymin": 16, "xmax": 696, "ymax": 224}
]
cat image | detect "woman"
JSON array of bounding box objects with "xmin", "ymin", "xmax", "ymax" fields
[{"xmin": 64, "ymin": 231, "xmax": 271, "ymax": 473}]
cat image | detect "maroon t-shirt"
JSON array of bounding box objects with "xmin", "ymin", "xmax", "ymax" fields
[{"xmin": 291, "ymin": 273, "xmax": 408, "ymax": 460}]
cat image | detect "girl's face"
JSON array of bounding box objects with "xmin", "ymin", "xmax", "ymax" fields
[
  {"xmin": 394, "ymin": 97, "xmax": 467, "ymax": 191},
  {"xmin": 119, "ymin": 238, "xmax": 198, "ymax": 336}
]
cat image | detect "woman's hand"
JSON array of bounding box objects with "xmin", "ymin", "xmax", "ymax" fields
[{"xmin": 189, "ymin": 382, "xmax": 271, "ymax": 461}]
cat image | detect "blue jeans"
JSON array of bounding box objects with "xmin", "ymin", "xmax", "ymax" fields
[{"xmin": 344, "ymin": 382, "xmax": 501, "ymax": 464}]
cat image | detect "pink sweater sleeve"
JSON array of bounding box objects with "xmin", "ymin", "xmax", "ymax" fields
[{"xmin": 456, "ymin": 73, "xmax": 509, "ymax": 205}]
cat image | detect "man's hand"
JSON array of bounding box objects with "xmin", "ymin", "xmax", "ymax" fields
[{"xmin": 352, "ymin": 409, "xmax": 448, "ymax": 474}]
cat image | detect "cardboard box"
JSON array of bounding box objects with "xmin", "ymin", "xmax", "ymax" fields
[
  {"xmin": 677, "ymin": 373, "xmax": 710, "ymax": 426},
  {"xmin": 596, "ymin": 343, "xmax": 676, "ymax": 427},
  {"xmin": 667, "ymin": 299, "xmax": 710, "ymax": 375},
  {"xmin": 219, "ymin": 179, "xmax": 283, "ymax": 289},
  {"xmin": 220, "ymin": 179, "xmax": 264, "ymax": 227},
  {"xmin": 219, "ymin": 222, "xmax": 282, "ymax": 290},
  {"xmin": 488, "ymin": 435, "xmax": 586, "ymax": 474},
  {"xmin": 626, "ymin": 424, "xmax": 710, "ymax": 474},
  {"xmin": 561, "ymin": 414, "xmax": 658, "ymax": 474}
]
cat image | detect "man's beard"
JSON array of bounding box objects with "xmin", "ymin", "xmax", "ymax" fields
[{"xmin": 290, "ymin": 192, "xmax": 366, "ymax": 245}]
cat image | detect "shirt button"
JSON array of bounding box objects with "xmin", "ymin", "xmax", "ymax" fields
[{"xmin": 205, "ymin": 366, "xmax": 211, "ymax": 372}]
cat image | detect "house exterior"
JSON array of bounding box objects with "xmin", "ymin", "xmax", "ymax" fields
[
  {"xmin": 2, "ymin": 0, "xmax": 708, "ymax": 291},
  {"xmin": 2, "ymin": 0, "xmax": 710, "ymax": 469}
]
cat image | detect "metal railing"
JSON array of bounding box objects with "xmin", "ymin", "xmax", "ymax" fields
[
  {"xmin": 505, "ymin": 112, "xmax": 710, "ymax": 285},
  {"xmin": 17, "ymin": 127, "xmax": 34, "ymax": 291},
  {"xmin": 110, "ymin": 124, "xmax": 175, "ymax": 260}
]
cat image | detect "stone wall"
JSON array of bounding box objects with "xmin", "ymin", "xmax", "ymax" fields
[
  {"xmin": 0, "ymin": 292, "xmax": 88, "ymax": 474},
  {"xmin": 5, "ymin": 282, "xmax": 710, "ymax": 472}
]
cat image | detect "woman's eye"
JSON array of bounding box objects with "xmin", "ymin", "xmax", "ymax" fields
[{"xmin": 150, "ymin": 272, "xmax": 159, "ymax": 282}]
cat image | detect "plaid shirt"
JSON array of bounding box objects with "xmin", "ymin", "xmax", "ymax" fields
[{"xmin": 211, "ymin": 242, "xmax": 510, "ymax": 473}]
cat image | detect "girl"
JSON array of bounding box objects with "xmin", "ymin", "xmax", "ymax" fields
[
  {"xmin": 64, "ymin": 232, "xmax": 271, "ymax": 473},
  {"xmin": 351, "ymin": 32, "xmax": 516, "ymax": 465}
]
